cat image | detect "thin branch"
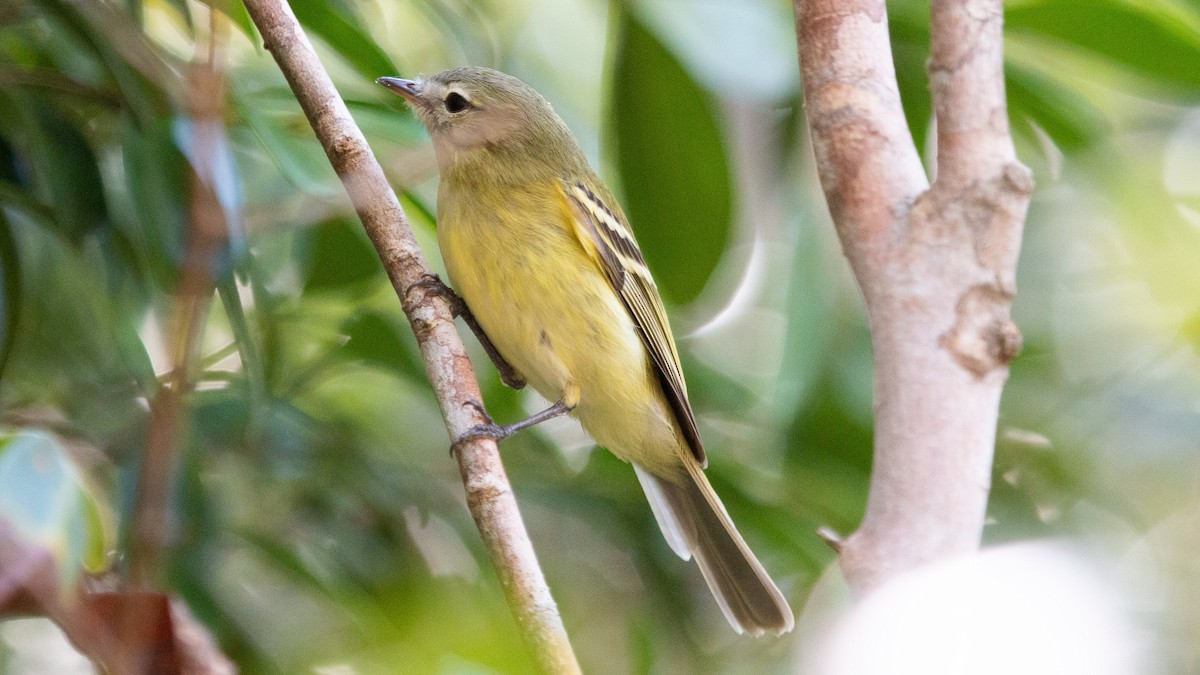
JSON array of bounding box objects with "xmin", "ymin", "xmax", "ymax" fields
[
  {"xmin": 239, "ymin": 1, "xmax": 579, "ymax": 672},
  {"xmin": 795, "ymin": 0, "xmax": 1033, "ymax": 592},
  {"xmin": 930, "ymin": 0, "xmax": 1014, "ymax": 184},
  {"xmin": 793, "ymin": 0, "xmax": 927, "ymax": 281}
]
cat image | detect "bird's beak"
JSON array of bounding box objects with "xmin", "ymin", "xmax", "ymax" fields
[{"xmin": 376, "ymin": 76, "xmax": 422, "ymax": 105}]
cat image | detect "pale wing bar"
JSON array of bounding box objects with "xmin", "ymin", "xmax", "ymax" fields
[{"xmin": 562, "ymin": 180, "xmax": 706, "ymax": 466}]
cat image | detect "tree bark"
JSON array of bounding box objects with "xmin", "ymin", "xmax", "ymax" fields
[
  {"xmin": 240, "ymin": 2, "xmax": 580, "ymax": 672},
  {"xmin": 794, "ymin": 0, "xmax": 1033, "ymax": 591}
]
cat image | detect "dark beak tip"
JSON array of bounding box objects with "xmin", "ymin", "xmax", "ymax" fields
[{"xmin": 377, "ymin": 76, "xmax": 420, "ymax": 100}]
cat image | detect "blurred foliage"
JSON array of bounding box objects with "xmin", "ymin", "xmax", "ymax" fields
[
  {"xmin": 0, "ymin": 0, "xmax": 1196, "ymax": 673},
  {"xmin": 611, "ymin": 13, "xmax": 731, "ymax": 304},
  {"xmin": 0, "ymin": 430, "xmax": 111, "ymax": 582}
]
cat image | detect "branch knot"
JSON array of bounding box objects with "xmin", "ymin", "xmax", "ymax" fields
[
  {"xmin": 1002, "ymin": 162, "xmax": 1034, "ymax": 196},
  {"xmin": 941, "ymin": 282, "xmax": 1022, "ymax": 378}
]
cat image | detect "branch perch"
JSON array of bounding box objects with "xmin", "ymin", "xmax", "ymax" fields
[
  {"xmin": 240, "ymin": 2, "xmax": 579, "ymax": 671},
  {"xmin": 795, "ymin": 0, "xmax": 1033, "ymax": 591}
]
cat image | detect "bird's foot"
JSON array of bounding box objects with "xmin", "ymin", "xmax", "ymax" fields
[
  {"xmin": 405, "ymin": 273, "xmax": 466, "ymax": 316},
  {"xmin": 450, "ymin": 399, "xmax": 511, "ymax": 456}
]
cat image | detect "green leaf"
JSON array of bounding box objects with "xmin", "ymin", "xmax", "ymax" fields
[
  {"xmin": 39, "ymin": 0, "xmax": 169, "ymax": 124},
  {"xmin": 0, "ymin": 133, "xmax": 19, "ymax": 185},
  {"xmin": 290, "ymin": 1, "xmax": 398, "ymax": 82},
  {"xmin": 887, "ymin": 0, "xmax": 1120, "ymax": 155},
  {"xmin": 629, "ymin": 0, "xmax": 798, "ymax": 101},
  {"xmin": 217, "ymin": 277, "xmax": 265, "ymax": 408},
  {"xmin": 341, "ymin": 310, "xmax": 426, "ymax": 382},
  {"xmin": 0, "ymin": 429, "xmax": 111, "ymax": 581},
  {"xmin": 197, "ymin": 0, "xmax": 258, "ymax": 43},
  {"xmin": 163, "ymin": 0, "xmax": 195, "ymax": 33},
  {"xmin": 347, "ymin": 99, "xmax": 426, "ymax": 146},
  {"xmin": 0, "ymin": 96, "xmax": 110, "ymax": 244},
  {"xmin": 1006, "ymin": 64, "xmax": 1109, "ymax": 150},
  {"xmin": 1007, "ymin": 0, "xmax": 1200, "ymax": 96},
  {"xmin": 235, "ymin": 87, "xmax": 338, "ymax": 195},
  {"xmin": 889, "ymin": 6, "xmax": 933, "ymax": 157},
  {"xmin": 0, "ymin": 211, "xmax": 20, "ymax": 380},
  {"xmin": 611, "ymin": 14, "xmax": 733, "ymax": 304},
  {"xmin": 398, "ymin": 190, "xmax": 438, "ymax": 233},
  {"xmin": 121, "ymin": 115, "xmax": 188, "ymax": 289},
  {"xmin": 299, "ymin": 218, "xmax": 383, "ymax": 294}
]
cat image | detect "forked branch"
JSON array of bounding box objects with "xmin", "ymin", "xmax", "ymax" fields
[{"xmin": 795, "ymin": 0, "xmax": 1032, "ymax": 591}]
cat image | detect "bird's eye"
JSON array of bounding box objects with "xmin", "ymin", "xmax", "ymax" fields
[{"xmin": 444, "ymin": 92, "xmax": 470, "ymax": 113}]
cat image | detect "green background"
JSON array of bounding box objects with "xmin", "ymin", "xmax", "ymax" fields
[{"xmin": 0, "ymin": 0, "xmax": 1198, "ymax": 672}]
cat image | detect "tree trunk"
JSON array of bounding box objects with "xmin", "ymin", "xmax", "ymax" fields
[{"xmin": 794, "ymin": 0, "xmax": 1033, "ymax": 591}]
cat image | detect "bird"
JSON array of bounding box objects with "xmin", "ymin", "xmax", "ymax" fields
[{"xmin": 378, "ymin": 66, "xmax": 793, "ymax": 636}]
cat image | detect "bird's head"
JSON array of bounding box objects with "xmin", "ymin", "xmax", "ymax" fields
[{"xmin": 378, "ymin": 66, "xmax": 579, "ymax": 177}]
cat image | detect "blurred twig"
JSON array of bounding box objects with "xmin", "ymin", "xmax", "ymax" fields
[
  {"xmin": 122, "ymin": 9, "xmax": 233, "ymax": 674},
  {"xmin": 795, "ymin": 0, "xmax": 1032, "ymax": 591},
  {"xmin": 240, "ymin": 1, "xmax": 580, "ymax": 673},
  {"xmin": 127, "ymin": 18, "xmax": 229, "ymax": 595},
  {"xmin": 816, "ymin": 526, "xmax": 843, "ymax": 553}
]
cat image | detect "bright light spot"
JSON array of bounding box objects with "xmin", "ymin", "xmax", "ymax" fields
[{"xmin": 811, "ymin": 544, "xmax": 1142, "ymax": 675}]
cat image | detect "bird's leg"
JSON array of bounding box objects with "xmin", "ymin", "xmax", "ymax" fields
[
  {"xmin": 451, "ymin": 398, "xmax": 574, "ymax": 456},
  {"xmin": 406, "ymin": 274, "xmax": 527, "ymax": 390}
]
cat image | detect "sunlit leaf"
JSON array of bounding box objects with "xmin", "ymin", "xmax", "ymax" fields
[
  {"xmin": 1006, "ymin": 64, "xmax": 1110, "ymax": 150},
  {"xmin": 217, "ymin": 278, "xmax": 265, "ymax": 407},
  {"xmin": 1008, "ymin": 0, "xmax": 1200, "ymax": 96},
  {"xmin": 629, "ymin": 0, "xmax": 798, "ymax": 101},
  {"xmin": 158, "ymin": 0, "xmax": 194, "ymax": 33},
  {"xmin": 0, "ymin": 429, "xmax": 111, "ymax": 581},
  {"xmin": 198, "ymin": 0, "xmax": 259, "ymax": 43},
  {"xmin": 611, "ymin": 14, "xmax": 732, "ymax": 304}
]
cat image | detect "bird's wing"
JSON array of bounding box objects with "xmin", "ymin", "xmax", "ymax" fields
[{"xmin": 560, "ymin": 179, "xmax": 705, "ymax": 466}]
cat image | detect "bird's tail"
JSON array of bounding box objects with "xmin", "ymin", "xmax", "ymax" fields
[{"xmin": 634, "ymin": 461, "xmax": 794, "ymax": 636}]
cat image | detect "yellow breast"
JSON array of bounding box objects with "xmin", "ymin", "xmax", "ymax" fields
[{"xmin": 436, "ymin": 181, "xmax": 684, "ymax": 475}]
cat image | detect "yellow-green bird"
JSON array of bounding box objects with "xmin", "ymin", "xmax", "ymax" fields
[{"xmin": 379, "ymin": 66, "xmax": 793, "ymax": 636}]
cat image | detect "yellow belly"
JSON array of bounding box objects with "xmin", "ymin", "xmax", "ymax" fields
[{"xmin": 437, "ymin": 187, "xmax": 684, "ymax": 477}]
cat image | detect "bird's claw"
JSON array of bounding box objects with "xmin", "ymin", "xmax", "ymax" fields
[
  {"xmin": 461, "ymin": 423, "xmax": 508, "ymax": 442},
  {"xmin": 450, "ymin": 422, "xmax": 511, "ymax": 456},
  {"xmin": 449, "ymin": 400, "xmax": 506, "ymax": 456},
  {"xmin": 462, "ymin": 398, "xmax": 492, "ymax": 422},
  {"xmin": 412, "ymin": 273, "xmax": 444, "ymax": 292},
  {"xmin": 406, "ymin": 273, "xmax": 465, "ymax": 316}
]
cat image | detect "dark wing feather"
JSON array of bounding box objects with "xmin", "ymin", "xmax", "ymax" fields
[{"xmin": 561, "ymin": 180, "xmax": 706, "ymax": 466}]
